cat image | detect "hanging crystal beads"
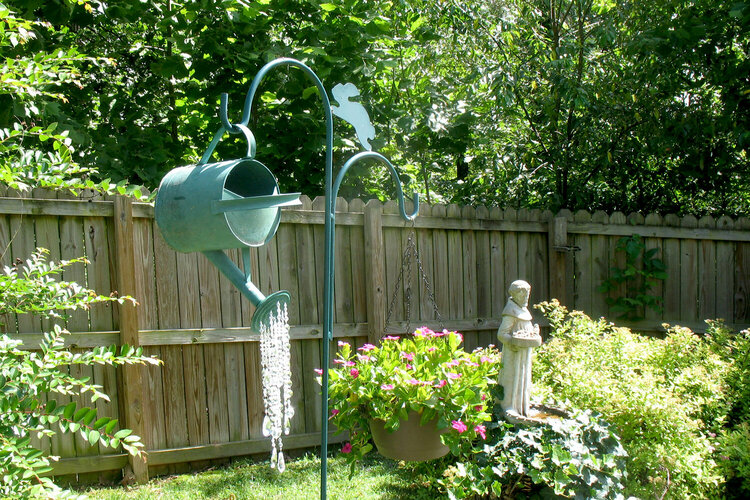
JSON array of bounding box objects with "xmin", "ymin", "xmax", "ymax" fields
[{"xmin": 259, "ymin": 301, "xmax": 294, "ymax": 472}]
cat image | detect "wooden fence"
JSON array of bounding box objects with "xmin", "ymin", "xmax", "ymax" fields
[{"xmin": 1, "ymin": 188, "xmax": 748, "ymax": 482}]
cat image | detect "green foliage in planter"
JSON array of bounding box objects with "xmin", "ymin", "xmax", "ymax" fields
[
  {"xmin": 533, "ymin": 300, "xmax": 725, "ymax": 499},
  {"xmin": 0, "ymin": 249, "xmax": 159, "ymax": 498},
  {"xmin": 597, "ymin": 234, "xmax": 667, "ymax": 321},
  {"xmin": 441, "ymin": 408, "xmax": 627, "ymax": 500}
]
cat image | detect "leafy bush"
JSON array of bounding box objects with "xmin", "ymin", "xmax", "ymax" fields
[
  {"xmin": 716, "ymin": 423, "xmax": 750, "ymax": 499},
  {"xmin": 441, "ymin": 408, "xmax": 628, "ymax": 500},
  {"xmin": 533, "ymin": 300, "xmax": 725, "ymax": 499},
  {"xmin": 0, "ymin": 249, "xmax": 159, "ymax": 498}
]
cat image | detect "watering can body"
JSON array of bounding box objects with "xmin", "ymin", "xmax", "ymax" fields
[{"xmin": 155, "ymin": 158, "xmax": 299, "ymax": 253}]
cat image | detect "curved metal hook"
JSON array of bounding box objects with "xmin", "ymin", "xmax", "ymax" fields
[
  {"xmin": 219, "ymin": 93, "xmax": 243, "ymax": 134},
  {"xmin": 333, "ymin": 151, "xmax": 419, "ymax": 221},
  {"xmin": 198, "ymin": 123, "xmax": 257, "ymax": 166}
]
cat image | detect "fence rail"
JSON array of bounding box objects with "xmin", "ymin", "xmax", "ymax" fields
[{"xmin": 1, "ymin": 187, "xmax": 748, "ymax": 481}]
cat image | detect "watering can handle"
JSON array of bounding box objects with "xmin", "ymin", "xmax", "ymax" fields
[{"xmin": 198, "ymin": 123, "xmax": 257, "ymax": 166}]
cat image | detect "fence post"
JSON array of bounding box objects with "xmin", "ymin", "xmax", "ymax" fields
[
  {"xmin": 364, "ymin": 199, "xmax": 385, "ymax": 344},
  {"xmin": 113, "ymin": 195, "xmax": 149, "ymax": 483},
  {"xmin": 548, "ymin": 211, "xmax": 570, "ymax": 306}
]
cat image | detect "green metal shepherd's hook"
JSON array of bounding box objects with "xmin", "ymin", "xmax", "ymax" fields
[{"xmin": 218, "ymin": 58, "xmax": 418, "ymax": 500}]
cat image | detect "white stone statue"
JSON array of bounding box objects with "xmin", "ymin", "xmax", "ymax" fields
[{"xmin": 497, "ymin": 280, "xmax": 541, "ymax": 419}]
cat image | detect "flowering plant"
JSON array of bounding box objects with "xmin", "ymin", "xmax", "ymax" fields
[{"xmin": 318, "ymin": 327, "xmax": 500, "ymax": 463}]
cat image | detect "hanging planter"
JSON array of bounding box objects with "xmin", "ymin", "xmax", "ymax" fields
[
  {"xmin": 318, "ymin": 328, "xmax": 501, "ymax": 465},
  {"xmin": 369, "ymin": 411, "xmax": 448, "ymax": 461}
]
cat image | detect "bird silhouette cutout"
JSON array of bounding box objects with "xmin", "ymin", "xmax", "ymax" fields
[{"xmin": 330, "ymin": 83, "xmax": 376, "ymax": 151}]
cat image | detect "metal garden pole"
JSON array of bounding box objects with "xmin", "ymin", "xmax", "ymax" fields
[{"xmin": 214, "ymin": 58, "xmax": 417, "ymax": 500}]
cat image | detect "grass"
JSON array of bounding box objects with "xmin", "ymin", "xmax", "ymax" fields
[{"xmin": 84, "ymin": 453, "xmax": 438, "ymax": 500}]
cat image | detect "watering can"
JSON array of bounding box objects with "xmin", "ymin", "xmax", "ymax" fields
[{"xmin": 155, "ymin": 125, "xmax": 301, "ymax": 332}]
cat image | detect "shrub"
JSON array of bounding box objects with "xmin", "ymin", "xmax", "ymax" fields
[
  {"xmin": 441, "ymin": 407, "xmax": 628, "ymax": 500},
  {"xmin": 533, "ymin": 300, "xmax": 724, "ymax": 499},
  {"xmin": 716, "ymin": 423, "xmax": 750, "ymax": 499},
  {"xmin": 0, "ymin": 249, "xmax": 159, "ymax": 498}
]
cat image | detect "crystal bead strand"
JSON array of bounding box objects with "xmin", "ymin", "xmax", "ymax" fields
[{"xmin": 259, "ymin": 301, "xmax": 293, "ymax": 473}]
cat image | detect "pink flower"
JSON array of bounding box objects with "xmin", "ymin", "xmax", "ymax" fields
[
  {"xmin": 329, "ymin": 409, "xmax": 339, "ymax": 419},
  {"xmin": 414, "ymin": 327, "xmax": 436, "ymax": 337},
  {"xmin": 383, "ymin": 335, "xmax": 400, "ymax": 341},
  {"xmin": 427, "ymin": 347, "xmax": 437, "ymax": 352},
  {"xmin": 407, "ymin": 378, "xmax": 420, "ymax": 385},
  {"xmin": 338, "ymin": 340, "xmax": 349, "ymax": 347},
  {"xmin": 314, "ymin": 368, "xmax": 323, "ymax": 375},
  {"xmin": 451, "ymin": 420, "xmax": 468, "ymax": 433},
  {"xmin": 447, "ymin": 372, "xmax": 461, "ymax": 380},
  {"xmin": 358, "ymin": 343, "xmax": 377, "ymax": 352},
  {"xmin": 405, "ymin": 363, "xmax": 414, "ymax": 370},
  {"xmin": 341, "ymin": 442, "xmax": 352, "ymax": 454},
  {"xmin": 481, "ymin": 394, "xmax": 487, "ymax": 401},
  {"xmin": 401, "ymin": 352, "xmax": 415, "ymax": 361},
  {"xmin": 357, "ymin": 354, "xmax": 371, "ymax": 362},
  {"xmin": 474, "ymin": 405, "xmax": 483, "ymax": 412},
  {"xmin": 333, "ymin": 359, "xmax": 355, "ymax": 366},
  {"xmin": 475, "ymin": 424, "xmax": 487, "ymax": 440},
  {"xmin": 381, "ymin": 384, "xmax": 394, "ymax": 390},
  {"xmin": 445, "ymin": 359, "xmax": 461, "ymax": 367},
  {"xmin": 434, "ymin": 379, "xmax": 447, "ymax": 388},
  {"xmin": 480, "ymin": 356, "xmax": 492, "ymax": 363},
  {"xmin": 350, "ymin": 368, "xmax": 359, "ymax": 378}
]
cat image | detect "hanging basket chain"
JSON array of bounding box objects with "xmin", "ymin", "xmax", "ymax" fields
[{"xmin": 383, "ymin": 226, "xmax": 444, "ymax": 338}]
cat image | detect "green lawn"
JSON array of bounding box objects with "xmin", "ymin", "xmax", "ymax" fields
[{"xmin": 84, "ymin": 454, "xmax": 437, "ymax": 500}]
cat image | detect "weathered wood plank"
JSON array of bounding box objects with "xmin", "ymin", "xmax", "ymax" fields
[
  {"xmin": 489, "ymin": 208, "xmax": 505, "ymax": 318},
  {"xmin": 698, "ymin": 216, "xmax": 717, "ymax": 320},
  {"xmin": 58, "ymin": 195, "xmax": 101, "ymax": 480},
  {"xmin": 643, "ymin": 214, "xmax": 664, "ymax": 324},
  {"xmin": 348, "ymin": 199, "xmax": 368, "ymax": 325},
  {"xmin": 296, "ymin": 196, "xmax": 321, "ymax": 434},
  {"xmin": 531, "ymin": 210, "xmax": 550, "ymax": 308},
  {"xmin": 680, "ymin": 216, "xmax": 699, "ymax": 324},
  {"xmin": 147, "ymin": 432, "xmax": 347, "ymax": 466},
  {"xmin": 475, "ymin": 207, "xmax": 491, "ymax": 320},
  {"xmin": 432, "ymin": 204, "xmax": 450, "ymax": 331},
  {"xmin": 383, "ymin": 201, "xmax": 404, "ymax": 329},
  {"xmin": 415, "ymin": 203, "xmax": 437, "ymax": 323},
  {"xmin": 735, "ymin": 218, "xmax": 750, "ymax": 323},
  {"xmin": 197, "ymin": 251, "xmax": 230, "ymax": 447},
  {"xmin": 275, "ymin": 218, "xmax": 306, "ymax": 435},
  {"xmin": 573, "ymin": 210, "xmax": 593, "ymax": 315},
  {"xmin": 662, "ymin": 214, "xmax": 681, "ymax": 324},
  {"xmin": 364, "ymin": 200, "xmax": 385, "ymax": 343},
  {"xmin": 715, "ymin": 216, "xmax": 735, "ymax": 322},
  {"xmin": 152, "ymin": 224, "xmax": 189, "ymax": 473},
  {"xmin": 447, "ymin": 204, "xmax": 464, "ymax": 322},
  {"xmin": 175, "ymin": 250, "xmax": 209, "ymax": 467},
  {"xmin": 113, "ymin": 196, "xmax": 149, "ymax": 482},
  {"xmin": 503, "ymin": 209, "xmax": 519, "ymax": 296},
  {"xmin": 462, "ymin": 206, "xmax": 478, "ymax": 324}
]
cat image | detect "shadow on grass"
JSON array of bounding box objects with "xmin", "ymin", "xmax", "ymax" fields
[{"xmin": 182, "ymin": 452, "xmax": 445, "ymax": 500}]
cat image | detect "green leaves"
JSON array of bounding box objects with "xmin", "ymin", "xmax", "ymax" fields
[
  {"xmin": 0, "ymin": 242, "xmax": 158, "ymax": 497},
  {"xmin": 597, "ymin": 234, "xmax": 667, "ymax": 321}
]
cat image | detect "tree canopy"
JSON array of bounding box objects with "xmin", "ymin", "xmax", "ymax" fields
[{"xmin": 3, "ymin": 0, "xmax": 748, "ymax": 215}]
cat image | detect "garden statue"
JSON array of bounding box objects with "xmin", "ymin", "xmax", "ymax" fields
[{"xmin": 497, "ymin": 280, "xmax": 542, "ymax": 421}]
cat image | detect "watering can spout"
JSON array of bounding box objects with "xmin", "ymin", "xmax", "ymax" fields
[{"xmin": 202, "ymin": 250, "xmax": 290, "ymax": 333}]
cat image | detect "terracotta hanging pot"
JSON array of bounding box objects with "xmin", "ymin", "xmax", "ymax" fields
[{"xmin": 369, "ymin": 411, "xmax": 449, "ymax": 461}]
